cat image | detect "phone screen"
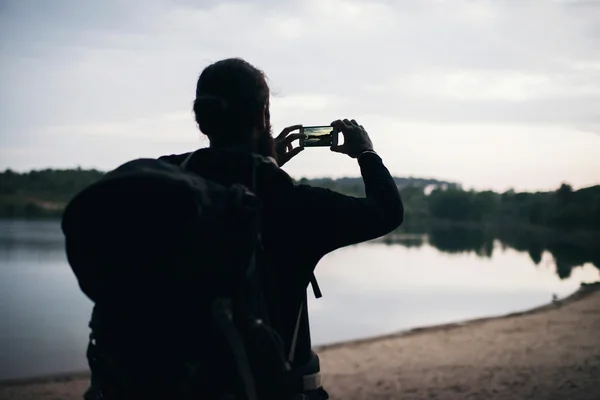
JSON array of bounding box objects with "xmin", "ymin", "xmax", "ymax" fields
[{"xmin": 303, "ymin": 126, "xmax": 333, "ymax": 147}]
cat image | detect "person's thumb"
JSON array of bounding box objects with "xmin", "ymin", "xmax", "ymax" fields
[
  {"xmin": 288, "ymin": 146, "xmax": 303, "ymax": 158},
  {"xmin": 330, "ymin": 144, "xmax": 345, "ymax": 153}
]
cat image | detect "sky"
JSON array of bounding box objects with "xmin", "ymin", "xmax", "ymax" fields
[{"xmin": 1, "ymin": 0, "xmax": 599, "ymax": 192}]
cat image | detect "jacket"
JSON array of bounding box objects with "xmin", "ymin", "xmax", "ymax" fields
[{"xmin": 159, "ymin": 148, "xmax": 404, "ymax": 371}]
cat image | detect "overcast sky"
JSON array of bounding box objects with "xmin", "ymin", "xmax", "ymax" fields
[{"xmin": 1, "ymin": 0, "xmax": 599, "ymax": 191}]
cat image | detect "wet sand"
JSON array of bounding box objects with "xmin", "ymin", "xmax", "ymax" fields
[{"xmin": 1, "ymin": 283, "xmax": 599, "ymax": 400}]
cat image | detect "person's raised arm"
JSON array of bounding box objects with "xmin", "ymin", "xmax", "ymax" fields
[{"xmin": 294, "ymin": 119, "xmax": 404, "ymax": 257}]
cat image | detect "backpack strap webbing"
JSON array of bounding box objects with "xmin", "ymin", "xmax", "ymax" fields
[{"xmin": 211, "ymin": 298, "xmax": 258, "ymax": 400}]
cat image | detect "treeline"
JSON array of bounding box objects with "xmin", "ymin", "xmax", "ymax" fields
[
  {"xmin": 0, "ymin": 168, "xmax": 453, "ymax": 218},
  {"xmin": 1, "ymin": 168, "xmax": 599, "ymax": 235},
  {"xmin": 305, "ymin": 178, "xmax": 600, "ymax": 233},
  {"xmin": 0, "ymin": 168, "xmax": 105, "ymax": 218},
  {"xmin": 424, "ymin": 184, "xmax": 600, "ymax": 232},
  {"xmin": 299, "ymin": 176, "xmax": 457, "ymax": 194}
]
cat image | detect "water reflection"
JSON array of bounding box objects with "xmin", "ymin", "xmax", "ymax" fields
[
  {"xmin": 428, "ymin": 227, "xmax": 494, "ymax": 257},
  {"xmin": 384, "ymin": 226, "xmax": 600, "ymax": 280},
  {"xmin": 0, "ymin": 219, "xmax": 599, "ymax": 380},
  {"xmin": 0, "ymin": 219, "xmax": 66, "ymax": 264}
]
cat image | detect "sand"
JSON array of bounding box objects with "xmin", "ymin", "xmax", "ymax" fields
[{"xmin": 1, "ymin": 283, "xmax": 599, "ymax": 400}]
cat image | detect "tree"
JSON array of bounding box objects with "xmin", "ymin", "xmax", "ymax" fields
[
  {"xmin": 556, "ymin": 183, "xmax": 573, "ymax": 204},
  {"xmin": 428, "ymin": 188, "xmax": 473, "ymax": 221}
]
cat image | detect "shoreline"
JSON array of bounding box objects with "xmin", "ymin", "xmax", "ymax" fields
[
  {"xmin": 3, "ymin": 217, "xmax": 600, "ymax": 248},
  {"xmin": 1, "ymin": 281, "xmax": 598, "ymax": 396},
  {"xmin": 315, "ymin": 281, "xmax": 600, "ymax": 353},
  {"xmin": 318, "ymin": 281, "xmax": 600, "ymax": 399}
]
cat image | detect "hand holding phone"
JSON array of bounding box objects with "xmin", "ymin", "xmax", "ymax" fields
[
  {"xmin": 330, "ymin": 119, "xmax": 374, "ymax": 158},
  {"xmin": 275, "ymin": 124, "xmax": 305, "ymax": 167}
]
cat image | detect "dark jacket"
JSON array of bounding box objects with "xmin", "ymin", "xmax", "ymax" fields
[{"xmin": 159, "ymin": 148, "xmax": 404, "ymax": 371}]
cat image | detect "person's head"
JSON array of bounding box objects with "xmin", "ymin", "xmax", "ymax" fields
[{"xmin": 193, "ymin": 58, "xmax": 274, "ymax": 158}]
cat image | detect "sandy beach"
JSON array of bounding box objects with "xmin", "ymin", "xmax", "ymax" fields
[{"xmin": 1, "ymin": 283, "xmax": 599, "ymax": 400}]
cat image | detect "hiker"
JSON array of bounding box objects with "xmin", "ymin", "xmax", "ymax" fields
[
  {"xmin": 159, "ymin": 58, "xmax": 404, "ymax": 398},
  {"xmin": 61, "ymin": 57, "xmax": 403, "ymax": 400}
]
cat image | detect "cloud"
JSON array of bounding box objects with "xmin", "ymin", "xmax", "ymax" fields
[
  {"xmin": 383, "ymin": 69, "xmax": 600, "ymax": 102},
  {"xmin": 1, "ymin": 0, "xmax": 600, "ymax": 190},
  {"xmin": 2, "ymin": 0, "xmax": 599, "ymax": 130},
  {"xmin": 41, "ymin": 110, "xmax": 196, "ymax": 141}
]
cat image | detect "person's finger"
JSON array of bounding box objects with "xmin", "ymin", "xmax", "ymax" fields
[
  {"xmin": 350, "ymin": 119, "xmax": 359, "ymax": 126},
  {"xmin": 276, "ymin": 124, "xmax": 302, "ymax": 140},
  {"xmin": 287, "ymin": 146, "xmax": 304, "ymax": 159},
  {"xmin": 282, "ymin": 133, "xmax": 305, "ymax": 146},
  {"xmin": 342, "ymin": 119, "xmax": 353, "ymax": 129},
  {"xmin": 330, "ymin": 120, "xmax": 343, "ymax": 130},
  {"xmin": 287, "ymin": 143, "xmax": 293, "ymax": 153}
]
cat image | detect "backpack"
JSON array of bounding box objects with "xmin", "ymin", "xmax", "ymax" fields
[{"xmin": 61, "ymin": 154, "xmax": 300, "ymax": 400}]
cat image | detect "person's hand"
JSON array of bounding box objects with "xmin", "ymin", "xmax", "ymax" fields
[
  {"xmin": 275, "ymin": 125, "xmax": 304, "ymax": 167},
  {"xmin": 330, "ymin": 119, "xmax": 374, "ymax": 158}
]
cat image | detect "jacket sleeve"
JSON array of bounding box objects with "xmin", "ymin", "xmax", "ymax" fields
[{"xmin": 293, "ymin": 152, "xmax": 404, "ymax": 257}]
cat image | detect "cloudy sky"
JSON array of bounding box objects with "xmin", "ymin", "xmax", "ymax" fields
[{"xmin": 1, "ymin": 0, "xmax": 599, "ymax": 192}]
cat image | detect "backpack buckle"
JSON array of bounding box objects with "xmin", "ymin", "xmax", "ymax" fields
[{"xmin": 302, "ymin": 372, "xmax": 322, "ymax": 391}]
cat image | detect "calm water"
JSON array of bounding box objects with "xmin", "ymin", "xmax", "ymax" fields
[{"xmin": 0, "ymin": 220, "xmax": 598, "ymax": 381}]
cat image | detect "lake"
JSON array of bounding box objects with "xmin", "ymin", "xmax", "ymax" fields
[{"xmin": 0, "ymin": 219, "xmax": 598, "ymax": 381}]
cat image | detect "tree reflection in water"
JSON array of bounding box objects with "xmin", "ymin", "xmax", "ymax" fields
[{"xmin": 382, "ymin": 225, "xmax": 600, "ymax": 280}]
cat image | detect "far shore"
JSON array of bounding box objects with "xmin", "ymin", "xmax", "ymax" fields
[
  {"xmin": 3, "ymin": 216, "xmax": 600, "ymax": 251},
  {"xmin": 1, "ymin": 282, "xmax": 599, "ymax": 400}
]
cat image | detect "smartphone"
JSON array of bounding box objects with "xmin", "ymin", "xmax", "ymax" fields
[{"xmin": 299, "ymin": 125, "xmax": 338, "ymax": 148}]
